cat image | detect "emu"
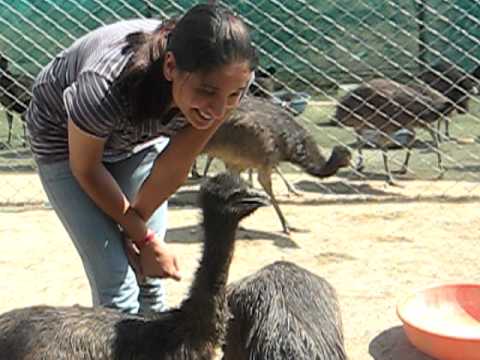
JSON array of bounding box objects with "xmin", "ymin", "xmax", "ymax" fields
[
  {"xmin": 418, "ymin": 61, "xmax": 478, "ymax": 141},
  {"xmin": 0, "ymin": 173, "xmax": 270, "ymax": 360},
  {"xmin": 249, "ymin": 65, "xmax": 276, "ymax": 99},
  {"xmin": 199, "ymin": 96, "xmax": 351, "ymax": 234},
  {"xmin": 335, "ymin": 78, "xmax": 451, "ymax": 185},
  {"xmin": 0, "ymin": 54, "xmax": 32, "ymax": 146},
  {"xmin": 223, "ymin": 261, "xmax": 347, "ymax": 360}
]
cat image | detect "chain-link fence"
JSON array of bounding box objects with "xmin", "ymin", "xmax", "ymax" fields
[{"xmin": 0, "ymin": 0, "xmax": 479, "ymax": 206}]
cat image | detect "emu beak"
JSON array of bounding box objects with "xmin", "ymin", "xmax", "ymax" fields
[{"xmin": 234, "ymin": 189, "xmax": 271, "ymax": 211}]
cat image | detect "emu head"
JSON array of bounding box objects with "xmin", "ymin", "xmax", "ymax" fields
[
  {"xmin": 199, "ymin": 173, "xmax": 270, "ymax": 223},
  {"xmin": 330, "ymin": 145, "xmax": 352, "ymax": 168},
  {"xmin": 419, "ymin": 61, "xmax": 477, "ymax": 114},
  {"xmin": 249, "ymin": 66, "xmax": 276, "ymax": 98}
]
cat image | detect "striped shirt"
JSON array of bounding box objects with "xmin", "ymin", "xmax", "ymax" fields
[{"xmin": 26, "ymin": 19, "xmax": 189, "ymax": 163}]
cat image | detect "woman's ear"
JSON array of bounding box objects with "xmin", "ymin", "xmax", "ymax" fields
[{"xmin": 163, "ymin": 51, "xmax": 176, "ymax": 81}]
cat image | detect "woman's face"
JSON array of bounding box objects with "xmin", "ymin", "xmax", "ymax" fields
[{"xmin": 164, "ymin": 52, "xmax": 252, "ymax": 130}]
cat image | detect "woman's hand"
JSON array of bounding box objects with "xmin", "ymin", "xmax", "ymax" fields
[
  {"xmin": 123, "ymin": 234, "xmax": 181, "ymax": 283},
  {"xmin": 140, "ymin": 239, "xmax": 182, "ymax": 281}
]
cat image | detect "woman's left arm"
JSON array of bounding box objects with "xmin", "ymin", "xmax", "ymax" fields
[{"xmin": 132, "ymin": 119, "xmax": 222, "ymax": 220}]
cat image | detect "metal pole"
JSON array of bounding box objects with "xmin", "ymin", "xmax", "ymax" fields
[{"xmin": 417, "ymin": 0, "xmax": 427, "ymax": 72}]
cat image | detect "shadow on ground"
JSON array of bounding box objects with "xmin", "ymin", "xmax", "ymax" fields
[
  {"xmin": 369, "ymin": 326, "xmax": 435, "ymax": 360},
  {"xmin": 165, "ymin": 223, "xmax": 297, "ymax": 249}
]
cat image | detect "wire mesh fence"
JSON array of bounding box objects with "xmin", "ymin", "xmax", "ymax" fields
[{"xmin": 0, "ymin": 0, "xmax": 479, "ymax": 206}]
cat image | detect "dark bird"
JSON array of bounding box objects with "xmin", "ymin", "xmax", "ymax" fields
[
  {"xmin": 0, "ymin": 172, "xmax": 270, "ymax": 360},
  {"xmin": 249, "ymin": 65, "xmax": 277, "ymax": 99},
  {"xmin": 335, "ymin": 78, "xmax": 451, "ymax": 184},
  {"xmin": 418, "ymin": 61, "xmax": 478, "ymax": 141},
  {"xmin": 0, "ymin": 54, "xmax": 32, "ymax": 146},
  {"xmin": 223, "ymin": 261, "xmax": 347, "ymax": 360}
]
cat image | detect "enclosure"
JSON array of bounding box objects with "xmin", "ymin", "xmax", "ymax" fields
[{"xmin": 0, "ymin": 1, "xmax": 479, "ymax": 359}]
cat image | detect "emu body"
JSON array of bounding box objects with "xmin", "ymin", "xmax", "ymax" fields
[
  {"xmin": 200, "ymin": 96, "xmax": 351, "ymax": 234},
  {"xmin": 335, "ymin": 78, "xmax": 451, "ymax": 184},
  {"xmin": 223, "ymin": 261, "xmax": 347, "ymax": 360},
  {"xmin": 0, "ymin": 173, "xmax": 269, "ymax": 360}
]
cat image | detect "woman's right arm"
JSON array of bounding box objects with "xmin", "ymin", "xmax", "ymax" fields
[
  {"xmin": 68, "ymin": 118, "xmax": 181, "ymax": 281},
  {"xmin": 67, "ymin": 118, "xmax": 148, "ymax": 243}
]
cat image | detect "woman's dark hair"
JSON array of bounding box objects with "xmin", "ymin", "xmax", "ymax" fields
[{"xmin": 116, "ymin": 4, "xmax": 258, "ymax": 124}]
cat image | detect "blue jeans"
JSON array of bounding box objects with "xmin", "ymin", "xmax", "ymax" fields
[{"xmin": 36, "ymin": 140, "xmax": 169, "ymax": 314}]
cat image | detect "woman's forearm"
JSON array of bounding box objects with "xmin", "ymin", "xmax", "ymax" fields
[
  {"xmin": 133, "ymin": 121, "xmax": 222, "ymax": 220},
  {"xmin": 71, "ymin": 162, "xmax": 148, "ymax": 243}
]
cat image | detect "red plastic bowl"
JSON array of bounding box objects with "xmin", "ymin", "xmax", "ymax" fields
[{"xmin": 397, "ymin": 284, "xmax": 480, "ymax": 360}]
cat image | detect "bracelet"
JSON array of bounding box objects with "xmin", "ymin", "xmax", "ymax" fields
[{"xmin": 138, "ymin": 229, "xmax": 155, "ymax": 248}]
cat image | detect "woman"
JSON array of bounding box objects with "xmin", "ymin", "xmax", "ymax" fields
[{"xmin": 26, "ymin": 3, "xmax": 257, "ymax": 314}]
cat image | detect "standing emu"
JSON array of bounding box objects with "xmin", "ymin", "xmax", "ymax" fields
[
  {"xmin": 0, "ymin": 54, "xmax": 32, "ymax": 146},
  {"xmin": 223, "ymin": 261, "xmax": 347, "ymax": 360},
  {"xmin": 335, "ymin": 78, "xmax": 451, "ymax": 184},
  {"xmin": 418, "ymin": 61, "xmax": 478, "ymax": 141},
  {"xmin": 200, "ymin": 96, "xmax": 351, "ymax": 234},
  {"xmin": 0, "ymin": 173, "xmax": 270, "ymax": 360}
]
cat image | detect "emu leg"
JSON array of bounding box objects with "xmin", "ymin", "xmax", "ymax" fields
[
  {"xmin": 355, "ymin": 134, "xmax": 365, "ymax": 172},
  {"xmin": 22, "ymin": 123, "xmax": 27, "ymax": 147},
  {"xmin": 437, "ymin": 118, "xmax": 451, "ymax": 142},
  {"xmin": 191, "ymin": 160, "xmax": 202, "ymax": 178},
  {"xmin": 396, "ymin": 146, "xmax": 412, "ymax": 175},
  {"xmin": 21, "ymin": 114, "xmax": 27, "ymax": 147},
  {"xmin": 275, "ymin": 166, "xmax": 301, "ymax": 196},
  {"xmin": 257, "ymin": 168, "xmax": 292, "ymax": 234},
  {"xmin": 381, "ymin": 148, "xmax": 399, "ymax": 186},
  {"xmin": 395, "ymin": 130, "xmax": 416, "ymax": 175},
  {"xmin": 202, "ymin": 155, "xmax": 214, "ymax": 177},
  {"xmin": 444, "ymin": 118, "xmax": 451, "ymax": 141},
  {"xmin": 427, "ymin": 127, "xmax": 444, "ymax": 178},
  {"xmin": 247, "ymin": 169, "xmax": 254, "ymax": 186},
  {"xmin": 6, "ymin": 111, "xmax": 13, "ymax": 145}
]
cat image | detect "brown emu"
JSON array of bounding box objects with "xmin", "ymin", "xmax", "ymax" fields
[
  {"xmin": 199, "ymin": 96, "xmax": 351, "ymax": 234},
  {"xmin": 418, "ymin": 61, "xmax": 478, "ymax": 141},
  {"xmin": 0, "ymin": 173, "xmax": 270, "ymax": 360},
  {"xmin": 223, "ymin": 261, "xmax": 347, "ymax": 360},
  {"xmin": 335, "ymin": 78, "xmax": 451, "ymax": 184},
  {"xmin": 0, "ymin": 55, "xmax": 32, "ymax": 146}
]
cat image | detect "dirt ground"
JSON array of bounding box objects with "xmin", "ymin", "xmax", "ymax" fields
[{"xmin": 1, "ymin": 172, "xmax": 479, "ymax": 360}]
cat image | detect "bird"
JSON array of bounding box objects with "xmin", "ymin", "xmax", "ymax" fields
[
  {"xmin": 0, "ymin": 172, "xmax": 270, "ymax": 360},
  {"xmin": 418, "ymin": 61, "xmax": 478, "ymax": 141},
  {"xmin": 335, "ymin": 78, "xmax": 452, "ymax": 184},
  {"xmin": 0, "ymin": 54, "xmax": 32, "ymax": 147},
  {"xmin": 223, "ymin": 260, "xmax": 347, "ymax": 360},
  {"xmin": 198, "ymin": 96, "xmax": 351, "ymax": 234}
]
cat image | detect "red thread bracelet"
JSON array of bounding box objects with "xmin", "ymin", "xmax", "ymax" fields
[{"xmin": 139, "ymin": 229, "xmax": 155, "ymax": 248}]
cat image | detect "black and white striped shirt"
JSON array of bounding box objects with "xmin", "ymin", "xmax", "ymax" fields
[{"xmin": 26, "ymin": 19, "xmax": 188, "ymax": 163}]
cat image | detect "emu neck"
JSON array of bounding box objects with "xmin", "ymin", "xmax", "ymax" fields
[
  {"xmin": 189, "ymin": 216, "xmax": 237, "ymax": 301},
  {"xmin": 179, "ymin": 215, "xmax": 238, "ymax": 342},
  {"xmin": 287, "ymin": 137, "xmax": 340, "ymax": 178},
  {"xmin": 308, "ymin": 152, "xmax": 342, "ymax": 178}
]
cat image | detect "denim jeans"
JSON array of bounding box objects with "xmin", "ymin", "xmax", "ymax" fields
[{"xmin": 36, "ymin": 139, "xmax": 169, "ymax": 314}]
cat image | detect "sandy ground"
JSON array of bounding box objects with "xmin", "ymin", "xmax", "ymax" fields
[{"xmin": 1, "ymin": 172, "xmax": 480, "ymax": 359}]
